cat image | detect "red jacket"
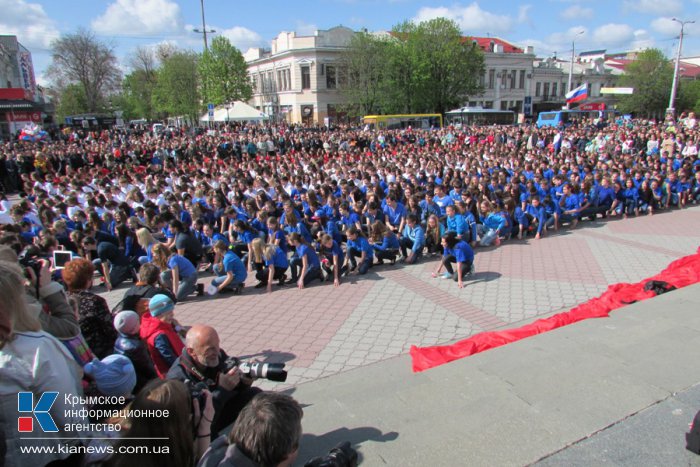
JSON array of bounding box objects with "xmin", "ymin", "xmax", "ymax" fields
[{"xmin": 140, "ymin": 314, "xmax": 185, "ymax": 378}]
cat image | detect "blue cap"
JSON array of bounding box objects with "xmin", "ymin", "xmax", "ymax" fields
[
  {"xmin": 149, "ymin": 294, "xmax": 174, "ymax": 317},
  {"xmin": 84, "ymin": 355, "xmax": 137, "ymax": 397}
]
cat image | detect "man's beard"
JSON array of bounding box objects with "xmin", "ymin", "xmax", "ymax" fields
[{"xmin": 205, "ymin": 355, "xmax": 220, "ymax": 368}]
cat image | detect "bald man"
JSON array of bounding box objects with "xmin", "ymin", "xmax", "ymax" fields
[{"xmin": 167, "ymin": 324, "xmax": 261, "ymax": 438}]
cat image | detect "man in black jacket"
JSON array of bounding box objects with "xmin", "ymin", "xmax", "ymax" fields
[{"xmin": 167, "ymin": 325, "xmax": 261, "ymax": 438}]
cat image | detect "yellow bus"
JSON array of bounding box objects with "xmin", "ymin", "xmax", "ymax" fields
[{"xmin": 362, "ymin": 114, "xmax": 443, "ymax": 130}]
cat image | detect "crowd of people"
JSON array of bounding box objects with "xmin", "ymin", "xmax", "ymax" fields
[{"xmin": 0, "ymin": 110, "xmax": 699, "ymax": 465}]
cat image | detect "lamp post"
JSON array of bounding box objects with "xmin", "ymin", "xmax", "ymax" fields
[
  {"xmin": 667, "ymin": 18, "xmax": 695, "ymax": 118},
  {"xmin": 193, "ymin": 0, "xmax": 215, "ymax": 51},
  {"xmin": 567, "ymin": 30, "xmax": 585, "ymax": 93}
]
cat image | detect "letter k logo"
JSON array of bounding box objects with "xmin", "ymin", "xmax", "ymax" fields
[{"xmin": 18, "ymin": 392, "xmax": 59, "ymax": 432}]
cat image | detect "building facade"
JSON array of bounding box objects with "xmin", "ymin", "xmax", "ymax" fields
[{"xmin": 245, "ymin": 26, "xmax": 354, "ymax": 125}]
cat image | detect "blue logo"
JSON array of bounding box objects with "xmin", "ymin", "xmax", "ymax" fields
[{"xmin": 18, "ymin": 392, "xmax": 59, "ymax": 432}]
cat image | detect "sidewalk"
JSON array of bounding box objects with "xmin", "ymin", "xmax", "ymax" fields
[{"xmin": 293, "ymin": 282, "xmax": 700, "ymax": 466}]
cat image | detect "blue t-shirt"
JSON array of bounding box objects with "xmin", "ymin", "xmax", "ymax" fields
[
  {"xmin": 296, "ymin": 243, "xmax": 321, "ymax": 268},
  {"xmin": 168, "ymin": 254, "xmax": 196, "ymax": 279},
  {"xmin": 223, "ymin": 251, "xmax": 247, "ymax": 282},
  {"xmin": 265, "ymin": 247, "xmax": 289, "ymax": 269},
  {"xmin": 444, "ymin": 241, "xmax": 474, "ymax": 264},
  {"xmin": 325, "ymin": 240, "xmax": 345, "ymax": 266},
  {"xmin": 347, "ymin": 236, "xmax": 374, "ymax": 259},
  {"xmin": 238, "ymin": 229, "xmax": 258, "ymax": 244}
]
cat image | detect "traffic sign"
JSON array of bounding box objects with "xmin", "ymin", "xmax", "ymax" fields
[{"xmin": 207, "ymin": 103, "xmax": 214, "ymax": 110}]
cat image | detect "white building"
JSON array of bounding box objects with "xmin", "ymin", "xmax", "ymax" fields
[{"xmin": 245, "ymin": 26, "xmax": 354, "ymax": 125}]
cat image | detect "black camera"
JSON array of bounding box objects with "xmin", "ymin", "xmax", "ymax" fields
[
  {"xmin": 18, "ymin": 249, "xmax": 42, "ymax": 278},
  {"xmin": 222, "ymin": 356, "xmax": 288, "ymax": 382},
  {"xmin": 184, "ymin": 379, "xmax": 210, "ymax": 413},
  {"xmin": 304, "ymin": 442, "xmax": 358, "ymax": 467}
]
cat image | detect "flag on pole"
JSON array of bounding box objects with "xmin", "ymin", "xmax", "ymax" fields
[{"xmin": 566, "ymin": 83, "xmax": 588, "ymax": 104}]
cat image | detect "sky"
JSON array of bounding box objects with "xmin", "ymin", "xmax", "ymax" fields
[{"xmin": 2, "ymin": 0, "xmax": 700, "ymax": 86}]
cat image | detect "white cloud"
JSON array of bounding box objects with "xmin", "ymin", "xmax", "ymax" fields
[
  {"xmin": 219, "ymin": 27, "xmax": 265, "ymax": 50},
  {"xmin": 651, "ymin": 17, "xmax": 700, "ymax": 37},
  {"xmin": 295, "ymin": 21, "xmax": 318, "ymax": 36},
  {"xmin": 0, "ymin": 0, "xmax": 60, "ymax": 49},
  {"xmin": 414, "ymin": 3, "xmax": 514, "ymax": 34},
  {"xmin": 629, "ymin": 29, "xmax": 655, "ymax": 50},
  {"xmin": 92, "ymin": 0, "xmax": 183, "ymax": 36},
  {"xmin": 560, "ymin": 5, "xmax": 594, "ymax": 21},
  {"xmin": 623, "ymin": 0, "xmax": 682, "ymax": 15},
  {"xmin": 517, "ymin": 5, "xmax": 532, "ymax": 24},
  {"xmin": 592, "ymin": 23, "xmax": 634, "ymax": 46}
]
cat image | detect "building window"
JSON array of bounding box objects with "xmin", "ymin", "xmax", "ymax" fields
[
  {"xmin": 337, "ymin": 66, "xmax": 347, "ymax": 88},
  {"xmin": 468, "ymin": 101, "xmax": 477, "ymax": 107},
  {"xmin": 483, "ymin": 101, "xmax": 493, "ymax": 109},
  {"xmin": 500, "ymin": 101, "xmax": 508, "ymax": 110},
  {"xmin": 488, "ymin": 69, "xmax": 495, "ymax": 89},
  {"xmin": 543, "ymin": 83, "xmax": 550, "ymax": 100},
  {"xmin": 515, "ymin": 100, "xmax": 522, "ymax": 112},
  {"xmin": 326, "ymin": 65, "xmax": 337, "ymax": 89},
  {"xmin": 301, "ymin": 65, "xmax": 311, "ymax": 90},
  {"xmin": 535, "ymin": 82, "xmax": 541, "ymax": 97},
  {"xmin": 552, "ymin": 82, "xmax": 558, "ymax": 98},
  {"xmin": 510, "ymin": 70, "xmax": 516, "ymax": 89},
  {"xmin": 519, "ymin": 70, "xmax": 525, "ymax": 89},
  {"xmin": 501, "ymin": 71, "xmax": 507, "ymax": 88}
]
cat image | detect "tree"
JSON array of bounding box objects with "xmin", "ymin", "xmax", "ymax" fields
[
  {"xmin": 617, "ymin": 49, "xmax": 673, "ymax": 118},
  {"xmin": 198, "ymin": 36, "xmax": 252, "ymax": 106},
  {"xmin": 339, "ymin": 32, "xmax": 392, "ymax": 116},
  {"xmin": 48, "ymin": 29, "xmax": 121, "ymax": 113},
  {"xmin": 678, "ymin": 79, "xmax": 700, "ymax": 114},
  {"xmin": 152, "ymin": 51, "xmax": 200, "ymax": 119},
  {"xmin": 119, "ymin": 47, "xmax": 159, "ymax": 120},
  {"xmin": 55, "ymin": 84, "xmax": 88, "ymax": 121}
]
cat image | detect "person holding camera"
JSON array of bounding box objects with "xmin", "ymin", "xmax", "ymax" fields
[{"xmin": 167, "ymin": 325, "xmax": 262, "ymax": 439}]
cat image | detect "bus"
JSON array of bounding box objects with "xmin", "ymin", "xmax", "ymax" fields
[
  {"xmin": 445, "ymin": 107, "xmax": 516, "ymax": 126},
  {"xmin": 536, "ymin": 109, "xmax": 617, "ymax": 128},
  {"xmin": 362, "ymin": 114, "xmax": 442, "ymax": 130}
]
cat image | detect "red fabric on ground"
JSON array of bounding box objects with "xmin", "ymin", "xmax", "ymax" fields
[{"xmin": 411, "ymin": 247, "xmax": 700, "ymax": 373}]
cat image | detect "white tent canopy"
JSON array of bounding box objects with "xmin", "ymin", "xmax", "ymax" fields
[{"xmin": 200, "ymin": 101, "xmax": 269, "ymax": 122}]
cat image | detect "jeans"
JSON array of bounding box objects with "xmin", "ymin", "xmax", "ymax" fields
[
  {"xmin": 255, "ymin": 265, "xmax": 288, "ymax": 285},
  {"xmin": 289, "ymin": 263, "xmax": 321, "ymax": 286},
  {"xmin": 443, "ymin": 255, "xmax": 473, "ymax": 281},
  {"xmin": 477, "ymin": 225, "xmax": 498, "ymax": 246},
  {"xmin": 347, "ymin": 248, "xmax": 373, "ymax": 275},
  {"xmin": 161, "ymin": 270, "xmax": 198, "ymax": 301}
]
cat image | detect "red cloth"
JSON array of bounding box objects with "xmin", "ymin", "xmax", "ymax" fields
[
  {"xmin": 140, "ymin": 314, "xmax": 185, "ymax": 378},
  {"xmin": 411, "ymin": 247, "xmax": 700, "ymax": 372}
]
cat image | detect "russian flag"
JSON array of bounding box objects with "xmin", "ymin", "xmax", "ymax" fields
[{"xmin": 566, "ymin": 83, "xmax": 588, "ymax": 104}]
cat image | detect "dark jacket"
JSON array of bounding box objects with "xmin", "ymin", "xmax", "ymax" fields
[
  {"xmin": 197, "ymin": 435, "xmax": 257, "ymax": 467},
  {"xmin": 114, "ymin": 332, "xmax": 158, "ymax": 392}
]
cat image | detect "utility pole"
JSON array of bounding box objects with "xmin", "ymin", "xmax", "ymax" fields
[
  {"xmin": 193, "ymin": 0, "xmax": 215, "ymax": 51},
  {"xmin": 567, "ymin": 30, "xmax": 585, "ymax": 93},
  {"xmin": 667, "ymin": 18, "xmax": 695, "ymax": 118}
]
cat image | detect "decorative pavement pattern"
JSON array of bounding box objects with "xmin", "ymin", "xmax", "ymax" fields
[{"xmin": 99, "ymin": 206, "xmax": 700, "ymax": 389}]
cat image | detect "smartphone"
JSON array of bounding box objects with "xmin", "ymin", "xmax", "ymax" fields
[{"xmin": 53, "ymin": 251, "xmax": 73, "ymax": 270}]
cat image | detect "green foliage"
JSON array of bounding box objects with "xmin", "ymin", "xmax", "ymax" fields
[
  {"xmin": 152, "ymin": 51, "xmax": 200, "ymax": 120},
  {"xmin": 616, "ymin": 48, "xmax": 673, "ymax": 117},
  {"xmin": 340, "ymin": 18, "xmax": 485, "ymax": 116},
  {"xmin": 198, "ymin": 36, "xmax": 252, "ymax": 106},
  {"xmin": 55, "ymin": 84, "xmax": 88, "ymax": 121},
  {"xmin": 678, "ymin": 79, "xmax": 700, "ymax": 114},
  {"xmin": 118, "ymin": 70, "xmax": 157, "ymax": 120}
]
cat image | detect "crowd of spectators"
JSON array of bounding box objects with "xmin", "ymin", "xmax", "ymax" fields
[{"xmin": 0, "ymin": 110, "xmax": 699, "ymax": 465}]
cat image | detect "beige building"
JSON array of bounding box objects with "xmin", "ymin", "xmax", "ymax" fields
[{"xmin": 245, "ymin": 26, "xmax": 354, "ymax": 125}]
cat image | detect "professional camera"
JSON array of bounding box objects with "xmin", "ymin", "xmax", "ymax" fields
[
  {"xmin": 184, "ymin": 379, "xmax": 210, "ymax": 413},
  {"xmin": 18, "ymin": 249, "xmax": 42, "ymax": 278},
  {"xmin": 222, "ymin": 356, "xmax": 288, "ymax": 383},
  {"xmin": 304, "ymin": 442, "xmax": 358, "ymax": 467}
]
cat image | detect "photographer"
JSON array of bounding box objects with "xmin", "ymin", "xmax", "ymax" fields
[
  {"xmin": 167, "ymin": 325, "xmax": 262, "ymax": 438},
  {"xmin": 0, "ymin": 244, "xmax": 80, "ymax": 340},
  {"xmin": 197, "ymin": 392, "xmax": 302, "ymax": 467}
]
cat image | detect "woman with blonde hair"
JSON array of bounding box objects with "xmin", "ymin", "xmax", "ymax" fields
[
  {"xmin": 0, "ymin": 260, "xmax": 86, "ymax": 467},
  {"xmin": 136, "ymin": 227, "xmax": 159, "ymax": 265},
  {"xmin": 152, "ymin": 242, "xmax": 199, "ymax": 301},
  {"xmin": 257, "ymin": 242, "xmax": 289, "ymax": 293}
]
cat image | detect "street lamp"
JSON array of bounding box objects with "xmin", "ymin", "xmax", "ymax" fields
[
  {"xmin": 567, "ymin": 30, "xmax": 585, "ymax": 93},
  {"xmin": 193, "ymin": 0, "xmax": 215, "ymax": 51},
  {"xmin": 667, "ymin": 18, "xmax": 695, "ymax": 118}
]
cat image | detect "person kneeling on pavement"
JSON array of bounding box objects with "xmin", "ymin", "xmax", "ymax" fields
[
  {"xmin": 432, "ymin": 232, "xmax": 475, "ymax": 289},
  {"xmin": 168, "ymin": 324, "xmax": 262, "ymax": 439}
]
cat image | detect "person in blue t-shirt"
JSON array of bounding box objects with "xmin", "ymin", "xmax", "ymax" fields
[
  {"xmin": 345, "ymin": 226, "xmax": 374, "ymax": 275},
  {"xmin": 319, "ymin": 234, "xmax": 346, "ymax": 287},
  {"xmin": 370, "ymin": 220, "xmax": 399, "ymax": 265},
  {"xmin": 431, "ymin": 232, "xmax": 475, "ymax": 289},
  {"xmin": 400, "ymin": 214, "xmax": 426, "ymax": 264},
  {"xmin": 259, "ymin": 243, "xmax": 289, "ymax": 293},
  {"xmin": 152, "ymin": 242, "xmax": 199, "ymax": 301},
  {"xmin": 622, "ymin": 178, "xmax": 639, "ymax": 218},
  {"xmin": 288, "ymin": 232, "xmax": 321, "ymax": 289},
  {"xmin": 432, "ymin": 184, "xmax": 454, "ymax": 219},
  {"xmin": 211, "ymin": 240, "xmax": 246, "ymax": 295}
]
